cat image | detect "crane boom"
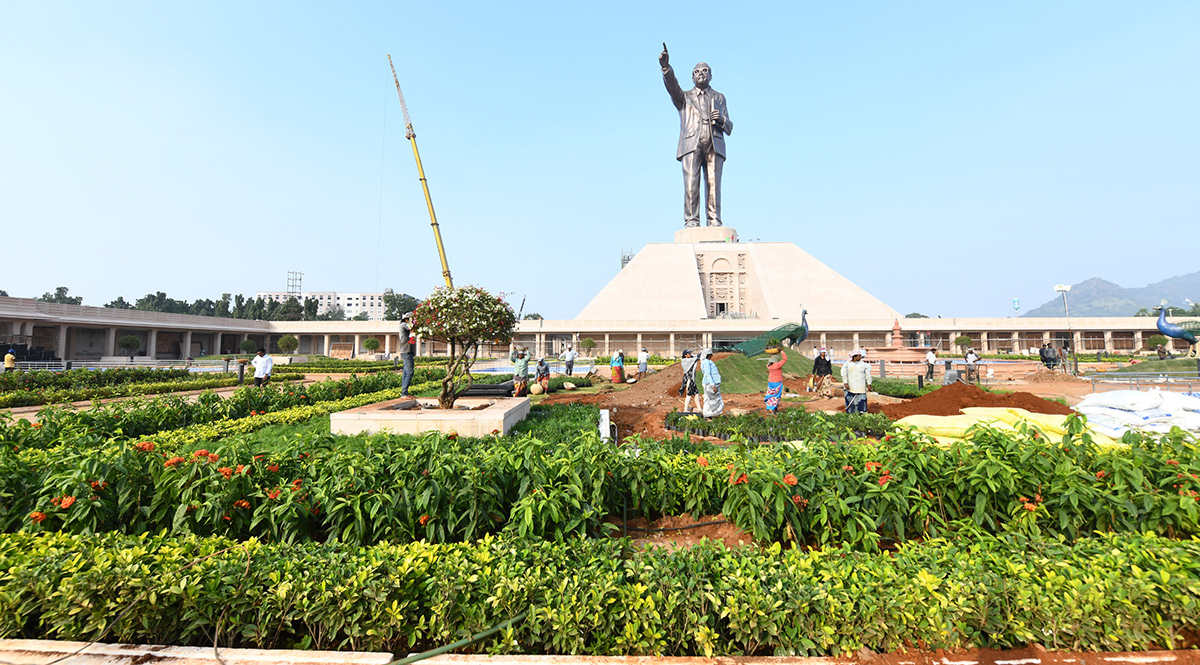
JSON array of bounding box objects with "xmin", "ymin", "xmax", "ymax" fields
[{"xmin": 387, "ymin": 54, "xmax": 453, "ymax": 289}]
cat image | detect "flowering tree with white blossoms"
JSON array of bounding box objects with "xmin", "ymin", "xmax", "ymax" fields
[{"xmin": 411, "ymin": 286, "xmax": 518, "ymax": 409}]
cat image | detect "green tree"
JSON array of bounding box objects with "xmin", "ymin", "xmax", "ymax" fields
[
  {"xmin": 277, "ymin": 334, "xmax": 299, "ymax": 354},
  {"xmin": 523, "ymin": 312, "xmax": 543, "ymax": 320},
  {"xmin": 318, "ymin": 305, "xmax": 346, "ymax": 321},
  {"xmin": 580, "ymin": 337, "xmax": 597, "ymax": 356},
  {"xmin": 953, "ymin": 335, "xmax": 973, "ymax": 349},
  {"xmin": 412, "ymin": 286, "xmax": 518, "ymax": 409},
  {"xmin": 905, "ymin": 312, "xmax": 929, "ymax": 319},
  {"xmin": 302, "ymin": 297, "xmax": 319, "ymax": 320},
  {"xmin": 233, "ymin": 294, "xmax": 247, "ymax": 319},
  {"xmin": 104, "ymin": 297, "xmax": 134, "ymax": 309},
  {"xmin": 0, "ymin": 290, "xmax": 8, "ymax": 297},
  {"xmin": 215, "ymin": 294, "xmax": 232, "ymax": 318},
  {"xmin": 352, "ymin": 311, "xmax": 370, "ymax": 321},
  {"xmin": 117, "ymin": 335, "xmax": 141, "ymax": 357},
  {"xmin": 240, "ymin": 339, "xmax": 259, "ymax": 354},
  {"xmin": 276, "ymin": 297, "xmax": 304, "ymax": 321},
  {"xmin": 362, "ymin": 337, "xmax": 381, "ymax": 353},
  {"xmin": 38, "ymin": 287, "xmax": 83, "ymax": 305},
  {"xmin": 1146, "ymin": 334, "xmax": 1170, "ymax": 350},
  {"xmin": 383, "ymin": 291, "xmax": 421, "ymax": 320}
]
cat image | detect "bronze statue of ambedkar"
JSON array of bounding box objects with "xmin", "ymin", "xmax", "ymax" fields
[{"xmin": 660, "ymin": 44, "xmax": 733, "ymax": 228}]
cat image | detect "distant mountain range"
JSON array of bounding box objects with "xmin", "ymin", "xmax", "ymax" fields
[{"xmin": 1022, "ymin": 271, "xmax": 1200, "ymax": 317}]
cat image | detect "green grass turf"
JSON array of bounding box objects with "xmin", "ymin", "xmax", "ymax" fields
[
  {"xmin": 703, "ymin": 351, "xmax": 836, "ymax": 395},
  {"xmin": 1097, "ymin": 358, "xmax": 1200, "ymax": 374}
]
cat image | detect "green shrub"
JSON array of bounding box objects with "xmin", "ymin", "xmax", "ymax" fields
[{"xmin": 1, "ymin": 530, "xmax": 1197, "ymax": 654}]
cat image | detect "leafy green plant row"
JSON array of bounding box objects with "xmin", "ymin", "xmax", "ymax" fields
[
  {"xmin": 1, "ymin": 530, "xmax": 1197, "ymax": 655},
  {"xmin": 6, "ymin": 409, "xmax": 1198, "ymax": 547},
  {"xmin": 0, "ymin": 372, "xmax": 438, "ymax": 450},
  {"xmin": 0, "ymin": 374, "xmax": 247, "ymax": 409},
  {"xmin": 0, "ymin": 367, "xmax": 194, "ymax": 392},
  {"xmin": 870, "ymin": 377, "xmax": 937, "ymax": 398},
  {"xmin": 665, "ymin": 409, "xmax": 891, "ymax": 442}
]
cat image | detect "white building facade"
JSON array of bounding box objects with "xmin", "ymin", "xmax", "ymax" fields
[{"xmin": 254, "ymin": 291, "xmax": 389, "ymax": 320}]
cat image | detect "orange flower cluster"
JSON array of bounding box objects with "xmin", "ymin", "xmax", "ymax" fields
[
  {"xmin": 864, "ymin": 461, "xmax": 882, "ymax": 472},
  {"xmin": 841, "ymin": 465, "xmax": 855, "ymax": 473},
  {"xmin": 1018, "ymin": 494, "xmax": 1043, "ymax": 512},
  {"xmin": 728, "ymin": 472, "xmax": 748, "ymax": 485},
  {"xmin": 192, "ymin": 450, "xmax": 219, "ymax": 463},
  {"xmin": 51, "ymin": 495, "xmax": 76, "ymax": 509},
  {"xmin": 235, "ymin": 465, "xmax": 246, "ymax": 475},
  {"xmin": 164, "ymin": 456, "xmax": 185, "ymax": 468},
  {"xmin": 291, "ymin": 479, "xmax": 303, "ymax": 491},
  {"xmin": 267, "ymin": 489, "xmax": 281, "ymax": 500},
  {"xmin": 88, "ymin": 480, "xmax": 109, "ymax": 491},
  {"xmin": 233, "ymin": 499, "xmax": 250, "ymax": 509},
  {"xmin": 29, "ymin": 511, "xmax": 47, "ymax": 523},
  {"xmin": 267, "ymin": 464, "xmax": 279, "ymax": 472},
  {"xmin": 219, "ymin": 467, "xmax": 234, "ymax": 479},
  {"xmin": 1095, "ymin": 471, "xmax": 1107, "ymax": 480},
  {"xmin": 31, "ymin": 422, "xmax": 42, "ymax": 429},
  {"xmin": 419, "ymin": 514, "xmax": 431, "ymax": 526},
  {"xmin": 696, "ymin": 456, "xmax": 709, "ymax": 467},
  {"xmin": 791, "ymin": 495, "xmax": 808, "ymax": 509},
  {"xmin": 1166, "ymin": 460, "xmax": 1180, "ymax": 465},
  {"xmin": 782, "ymin": 473, "xmax": 797, "ymax": 486},
  {"xmin": 135, "ymin": 441, "xmax": 155, "ymax": 452}
]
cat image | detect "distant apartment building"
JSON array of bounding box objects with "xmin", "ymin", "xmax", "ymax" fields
[{"xmin": 254, "ymin": 290, "xmax": 390, "ymax": 320}]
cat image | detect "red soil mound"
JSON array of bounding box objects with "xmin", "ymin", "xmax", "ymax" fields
[{"xmin": 881, "ymin": 381, "xmax": 1073, "ymax": 420}]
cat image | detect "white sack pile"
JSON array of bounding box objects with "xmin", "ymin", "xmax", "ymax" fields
[{"xmin": 1074, "ymin": 389, "xmax": 1200, "ymax": 437}]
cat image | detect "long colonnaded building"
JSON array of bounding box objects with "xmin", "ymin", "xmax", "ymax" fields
[{"xmin": 0, "ymin": 227, "xmax": 1190, "ymax": 362}]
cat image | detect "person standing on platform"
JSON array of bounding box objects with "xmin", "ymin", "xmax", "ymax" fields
[
  {"xmin": 925, "ymin": 348, "xmax": 938, "ymax": 381},
  {"xmin": 610, "ymin": 349, "xmax": 625, "ymax": 383},
  {"xmin": 812, "ymin": 348, "xmax": 833, "ymax": 398},
  {"xmin": 679, "ymin": 349, "xmax": 700, "ymax": 413},
  {"xmin": 701, "ymin": 349, "xmax": 724, "ymax": 417},
  {"xmin": 559, "ymin": 345, "xmax": 577, "ymax": 376},
  {"xmin": 399, "ymin": 312, "xmax": 416, "ymax": 396},
  {"xmin": 251, "ymin": 348, "xmax": 273, "ymax": 387},
  {"xmin": 637, "ymin": 347, "xmax": 650, "ymax": 378},
  {"xmin": 764, "ymin": 349, "xmax": 788, "ymax": 413},
  {"xmin": 842, "ymin": 349, "xmax": 872, "ymax": 413}
]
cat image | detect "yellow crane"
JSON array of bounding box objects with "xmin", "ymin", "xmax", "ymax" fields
[{"xmin": 388, "ymin": 54, "xmax": 453, "ymax": 289}]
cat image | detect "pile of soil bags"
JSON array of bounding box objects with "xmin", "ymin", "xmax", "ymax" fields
[{"xmin": 1073, "ymin": 389, "xmax": 1200, "ymax": 438}]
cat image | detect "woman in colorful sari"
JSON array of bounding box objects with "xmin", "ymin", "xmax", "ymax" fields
[
  {"xmin": 510, "ymin": 346, "xmax": 531, "ymax": 397},
  {"xmin": 535, "ymin": 357, "xmax": 551, "ymax": 391},
  {"xmin": 764, "ymin": 350, "xmax": 787, "ymax": 412},
  {"xmin": 610, "ymin": 350, "xmax": 625, "ymax": 383}
]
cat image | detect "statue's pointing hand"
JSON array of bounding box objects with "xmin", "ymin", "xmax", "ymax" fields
[{"xmin": 659, "ymin": 43, "xmax": 669, "ymax": 69}]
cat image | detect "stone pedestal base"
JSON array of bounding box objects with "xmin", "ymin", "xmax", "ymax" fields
[{"xmin": 674, "ymin": 226, "xmax": 738, "ymax": 244}]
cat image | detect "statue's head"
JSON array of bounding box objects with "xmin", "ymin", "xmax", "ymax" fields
[{"xmin": 692, "ymin": 62, "xmax": 711, "ymax": 89}]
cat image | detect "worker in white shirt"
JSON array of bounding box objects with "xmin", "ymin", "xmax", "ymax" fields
[
  {"xmin": 925, "ymin": 348, "xmax": 938, "ymax": 381},
  {"xmin": 842, "ymin": 349, "xmax": 872, "ymax": 413},
  {"xmin": 558, "ymin": 345, "xmax": 578, "ymax": 376},
  {"xmin": 637, "ymin": 347, "xmax": 650, "ymax": 378},
  {"xmin": 251, "ymin": 348, "xmax": 274, "ymax": 387}
]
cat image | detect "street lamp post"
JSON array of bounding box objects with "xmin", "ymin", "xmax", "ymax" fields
[{"xmin": 1055, "ymin": 284, "xmax": 1075, "ymax": 375}]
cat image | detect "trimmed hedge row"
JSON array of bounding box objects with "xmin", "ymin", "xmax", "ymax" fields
[
  {"xmin": 0, "ymin": 367, "xmax": 193, "ymax": 392},
  {"xmin": 0, "ymin": 372, "xmax": 428, "ymax": 450},
  {"xmin": 0, "ymin": 374, "xmax": 245, "ymax": 409},
  {"xmin": 1, "ymin": 530, "xmax": 1197, "ymax": 655}
]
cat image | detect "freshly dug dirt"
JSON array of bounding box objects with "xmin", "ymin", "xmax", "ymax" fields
[
  {"xmin": 881, "ymin": 381, "xmax": 1073, "ymax": 420},
  {"xmin": 542, "ymin": 354, "xmax": 811, "ymax": 440},
  {"xmin": 1023, "ymin": 368, "xmax": 1092, "ymax": 383},
  {"xmin": 604, "ymin": 513, "xmax": 754, "ymax": 550}
]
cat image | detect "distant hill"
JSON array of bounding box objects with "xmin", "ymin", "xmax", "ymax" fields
[{"xmin": 1023, "ymin": 272, "xmax": 1200, "ymax": 317}]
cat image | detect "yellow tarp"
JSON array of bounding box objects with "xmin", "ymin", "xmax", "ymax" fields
[{"xmin": 895, "ymin": 408, "xmax": 1119, "ymax": 447}]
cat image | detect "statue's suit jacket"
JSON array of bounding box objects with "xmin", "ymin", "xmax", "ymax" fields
[{"xmin": 663, "ymin": 65, "xmax": 733, "ymax": 160}]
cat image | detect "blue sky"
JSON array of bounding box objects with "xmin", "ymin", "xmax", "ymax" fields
[{"xmin": 2, "ymin": 2, "xmax": 1197, "ymax": 318}]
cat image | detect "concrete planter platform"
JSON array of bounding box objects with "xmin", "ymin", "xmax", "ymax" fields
[{"xmin": 330, "ymin": 395, "xmax": 531, "ymax": 437}]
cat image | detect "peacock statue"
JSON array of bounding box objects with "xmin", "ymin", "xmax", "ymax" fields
[
  {"xmin": 732, "ymin": 309, "xmax": 808, "ymax": 357},
  {"xmin": 1153, "ymin": 302, "xmax": 1199, "ymax": 359}
]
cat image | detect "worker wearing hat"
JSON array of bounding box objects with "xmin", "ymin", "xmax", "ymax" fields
[
  {"xmin": 399, "ymin": 312, "xmax": 416, "ymax": 396},
  {"xmin": 3, "ymin": 348, "xmax": 16, "ymax": 373},
  {"xmin": 842, "ymin": 349, "xmax": 872, "ymax": 413},
  {"xmin": 700, "ymin": 349, "xmax": 724, "ymax": 417},
  {"xmin": 637, "ymin": 347, "xmax": 650, "ymax": 379},
  {"xmin": 678, "ymin": 349, "xmax": 700, "ymax": 413},
  {"xmin": 510, "ymin": 345, "xmax": 532, "ymax": 397},
  {"xmin": 812, "ymin": 348, "xmax": 833, "ymax": 398}
]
